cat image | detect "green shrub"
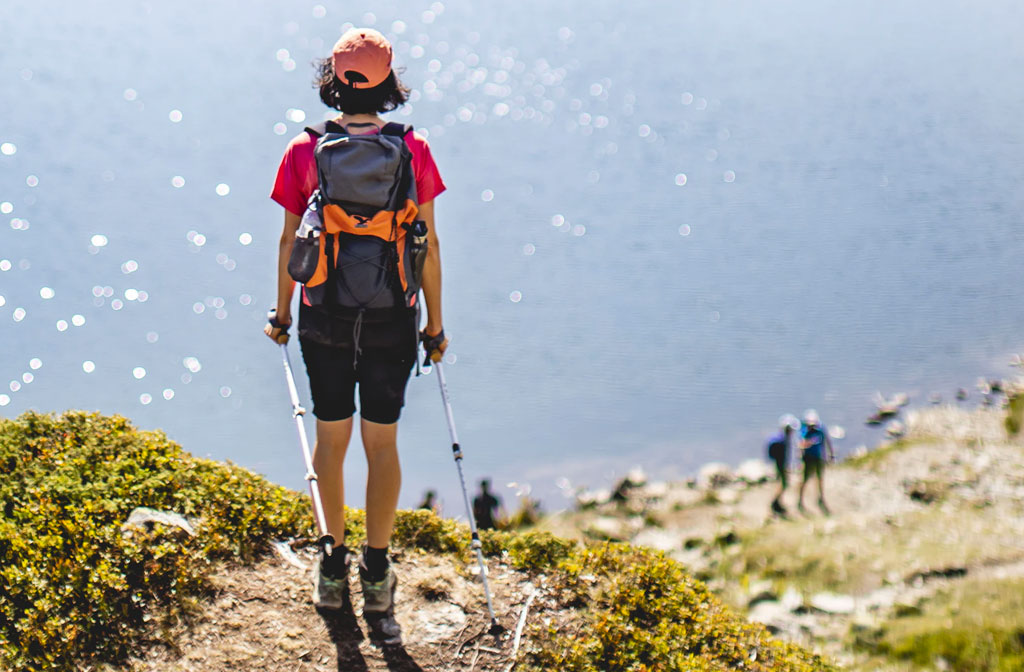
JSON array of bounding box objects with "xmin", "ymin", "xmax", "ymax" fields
[
  {"xmin": 1005, "ymin": 393, "xmax": 1024, "ymax": 436},
  {"xmin": 0, "ymin": 411, "xmax": 311, "ymax": 670},
  {"xmin": 522, "ymin": 544, "xmax": 834, "ymax": 672}
]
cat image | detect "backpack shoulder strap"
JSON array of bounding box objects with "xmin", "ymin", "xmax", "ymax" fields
[
  {"xmin": 304, "ymin": 121, "xmax": 329, "ymax": 138},
  {"xmin": 381, "ymin": 122, "xmax": 413, "ymax": 138}
]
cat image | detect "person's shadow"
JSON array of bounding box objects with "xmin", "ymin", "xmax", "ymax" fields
[{"xmin": 317, "ymin": 598, "xmax": 424, "ymax": 672}]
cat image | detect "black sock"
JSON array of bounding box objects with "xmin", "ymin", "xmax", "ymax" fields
[
  {"xmin": 361, "ymin": 546, "xmax": 389, "ymax": 582},
  {"xmin": 322, "ymin": 544, "xmax": 350, "ymax": 579}
]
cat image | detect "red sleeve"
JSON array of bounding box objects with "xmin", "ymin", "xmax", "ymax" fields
[
  {"xmin": 404, "ymin": 130, "xmax": 446, "ymax": 204},
  {"xmin": 270, "ymin": 132, "xmax": 318, "ymax": 216}
]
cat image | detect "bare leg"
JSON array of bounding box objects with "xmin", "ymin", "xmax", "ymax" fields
[
  {"xmin": 798, "ymin": 470, "xmax": 809, "ymax": 512},
  {"xmin": 362, "ymin": 418, "xmax": 402, "ymax": 548},
  {"xmin": 817, "ymin": 466, "xmax": 830, "ymax": 514},
  {"xmin": 313, "ymin": 417, "xmax": 354, "ymax": 544}
]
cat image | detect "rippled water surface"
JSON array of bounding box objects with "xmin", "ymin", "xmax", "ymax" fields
[{"xmin": 2, "ymin": 0, "xmax": 1023, "ymax": 511}]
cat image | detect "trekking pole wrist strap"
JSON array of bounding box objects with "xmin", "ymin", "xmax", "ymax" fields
[
  {"xmin": 421, "ymin": 328, "xmax": 445, "ymax": 350},
  {"xmin": 267, "ymin": 308, "xmax": 290, "ymax": 333}
]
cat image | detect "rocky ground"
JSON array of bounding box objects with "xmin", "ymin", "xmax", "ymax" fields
[
  {"xmin": 540, "ymin": 403, "xmax": 1024, "ymax": 670},
  {"xmin": 131, "ymin": 546, "xmax": 542, "ymax": 672},
  {"xmin": 121, "ymin": 399, "xmax": 1024, "ymax": 671}
]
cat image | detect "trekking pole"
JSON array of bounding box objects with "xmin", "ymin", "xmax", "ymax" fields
[
  {"xmin": 433, "ymin": 361, "xmax": 502, "ymax": 635},
  {"xmin": 279, "ymin": 343, "xmax": 335, "ymax": 555}
]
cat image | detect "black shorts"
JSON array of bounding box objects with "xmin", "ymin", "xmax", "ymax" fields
[{"xmin": 300, "ymin": 338, "xmax": 416, "ymax": 424}]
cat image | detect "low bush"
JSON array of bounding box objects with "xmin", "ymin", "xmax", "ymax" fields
[{"xmin": 0, "ymin": 411, "xmax": 311, "ymax": 670}]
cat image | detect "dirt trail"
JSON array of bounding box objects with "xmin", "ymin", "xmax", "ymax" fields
[{"xmin": 132, "ymin": 549, "xmax": 538, "ymax": 672}]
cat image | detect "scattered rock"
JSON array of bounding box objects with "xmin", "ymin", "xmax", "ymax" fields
[
  {"xmin": 698, "ymin": 462, "xmax": 734, "ymax": 489},
  {"xmin": 809, "ymin": 592, "xmax": 856, "ymax": 615},
  {"xmin": 632, "ymin": 528, "xmax": 680, "ymax": 552},
  {"xmin": 122, "ymin": 507, "xmax": 196, "ymax": 537},
  {"xmin": 885, "ymin": 421, "xmax": 906, "ymax": 439},
  {"xmin": 585, "ymin": 516, "xmax": 628, "ymax": 541},
  {"xmin": 735, "ymin": 459, "xmax": 774, "ymax": 485}
]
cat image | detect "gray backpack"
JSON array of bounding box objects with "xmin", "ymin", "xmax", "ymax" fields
[{"xmin": 288, "ymin": 120, "xmax": 427, "ymax": 312}]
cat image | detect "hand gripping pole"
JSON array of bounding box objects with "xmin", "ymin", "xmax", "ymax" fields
[
  {"xmin": 434, "ymin": 362, "xmax": 501, "ymax": 634},
  {"xmin": 279, "ymin": 343, "xmax": 335, "ymax": 555}
]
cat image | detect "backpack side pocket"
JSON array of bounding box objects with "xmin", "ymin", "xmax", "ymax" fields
[{"xmin": 288, "ymin": 206, "xmax": 326, "ymax": 285}]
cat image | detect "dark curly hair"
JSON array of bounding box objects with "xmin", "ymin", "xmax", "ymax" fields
[{"xmin": 314, "ymin": 57, "xmax": 410, "ymax": 114}]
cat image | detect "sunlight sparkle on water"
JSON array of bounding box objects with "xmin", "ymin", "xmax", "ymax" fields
[
  {"xmin": 133, "ymin": 367, "xmax": 146, "ymax": 380},
  {"xmin": 285, "ymin": 109, "xmax": 306, "ymax": 123},
  {"xmin": 56, "ymin": 320, "xmax": 68, "ymax": 331},
  {"xmin": 163, "ymin": 388, "xmax": 174, "ymax": 400},
  {"xmin": 220, "ymin": 386, "xmax": 232, "ymax": 398},
  {"xmin": 146, "ymin": 332, "xmax": 159, "ymax": 343},
  {"xmin": 0, "ymin": 260, "xmax": 10, "ymax": 271},
  {"xmin": 13, "ymin": 308, "xmax": 26, "ymax": 322},
  {"xmin": 1, "ymin": 203, "xmax": 13, "ymax": 215},
  {"xmin": 183, "ymin": 357, "xmax": 202, "ymax": 373},
  {"xmin": 169, "ymin": 109, "xmax": 183, "ymax": 123},
  {"xmin": 140, "ymin": 393, "xmax": 152, "ymax": 405},
  {"xmin": 26, "ymin": 175, "xmax": 38, "ymax": 187},
  {"xmin": 172, "ymin": 176, "xmax": 185, "ymax": 188},
  {"xmin": 71, "ymin": 314, "xmax": 85, "ymax": 326},
  {"xmin": 9, "ymin": 382, "xmax": 20, "ymax": 392},
  {"xmin": 39, "ymin": 287, "xmax": 54, "ymax": 300},
  {"xmin": 122, "ymin": 260, "xmax": 139, "ymax": 274},
  {"xmin": 523, "ymin": 243, "xmax": 535, "ymax": 256},
  {"xmin": 91, "ymin": 234, "xmax": 108, "ymax": 247},
  {"xmin": 679, "ymin": 225, "xmax": 691, "ymax": 236},
  {"xmin": 22, "ymin": 373, "xmax": 33, "ymax": 384},
  {"xmin": 82, "ymin": 361, "xmax": 95, "ymax": 373},
  {"xmin": 509, "ymin": 290, "xmax": 522, "ymax": 303},
  {"xmin": 1, "ymin": 143, "xmax": 17, "ymax": 156},
  {"xmin": 0, "ymin": 395, "xmax": 9, "ymax": 407},
  {"xmin": 215, "ymin": 184, "xmax": 230, "ymax": 196},
  {"xmin": 239, "ymin": 232, "xmax": 253, "ymax": 245},
  {"xmin": 723, "ymin": 170, "xmax": 736, "ymax": 183},
  {"xmin": 675, "ymin": 173, "xmax": 687, "ymax": 186},
  {"xmin": 0, "ymin": 296, "xmax": 5, "ymax": 307},
  {"xmin": 29, "ymin": 358, "xmax": 42, "ymax": 371},
  {"xmin": 481, "ymin": 189, "xmax": 494, "ymax": 202},
  {"xmin": 273, "ymin": 123, "xmax": 287, "ymax": 135}
]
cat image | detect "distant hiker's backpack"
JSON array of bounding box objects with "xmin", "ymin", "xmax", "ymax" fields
[{"xmin": 287, "ymin": 120, "xmax": 428, "ymax": 312}]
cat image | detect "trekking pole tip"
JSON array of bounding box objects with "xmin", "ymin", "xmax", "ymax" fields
[{"xmin": 488, "ymin": 619, "xmax": 504, "ymax": 636}]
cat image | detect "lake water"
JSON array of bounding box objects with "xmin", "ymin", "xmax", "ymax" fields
[{"xmin": 2, "ymin": 0, "xmax": 1023, "ymax": 514}]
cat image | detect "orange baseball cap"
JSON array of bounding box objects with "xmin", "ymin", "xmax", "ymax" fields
[{"xmin": 332, "ymin": 28, "xmax": 393, "ymax": 89}]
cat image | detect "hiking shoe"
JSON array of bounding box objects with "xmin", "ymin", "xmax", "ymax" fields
[
  {"xmin": 360, "ymin": 564, "xmax": 397, "ymax": 613},
  {"xmin": 360, "ymin": 565, "xmax": 401, "ymax": 645},
  {"xmin": 818, "ymin": 498, "xmax": 831, "ymax": 516},
  {"xmin": 312, "ymin": 550, "xmax": 350, "ymax": 610}
]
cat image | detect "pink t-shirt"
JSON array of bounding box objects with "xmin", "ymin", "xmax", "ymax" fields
[{"xmin": 271, "ymin": 125, "xmax": 446, "ymax": 215}]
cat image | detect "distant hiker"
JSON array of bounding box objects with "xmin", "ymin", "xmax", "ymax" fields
[
  {"xmin": 767, "ymin": 415, "xmax": 798, "ymax": 517},
  {"xmin": 472, "ymin": 479, "xmax": 502, "ymax": 531},
  {"xmin": 417, "ymin": 489, "xmax": 439, "ymax": 513},
  {"xmin": 797, "ymin": 409, "xmax": 835, "ymax": 515},
  {"xmin": 265, "ymin": 26, "xmax": 448, "ymax": 643}
]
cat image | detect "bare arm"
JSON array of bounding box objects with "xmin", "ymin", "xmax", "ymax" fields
[
  {"xmin": 264, "ymin": 210, "xmax": 301, "ymax": 343},
  {"xmin": 419, "ymin": 200, "xmax": 447, "ymax": 350}
]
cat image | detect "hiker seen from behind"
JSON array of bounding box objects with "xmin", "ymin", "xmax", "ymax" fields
[{"xmin": 264, "ymin": 27, "xmax": 448, "ymax": 645}]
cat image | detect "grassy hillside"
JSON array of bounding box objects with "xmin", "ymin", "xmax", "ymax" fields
[{"xmin": 0, "ymin": 411, "xmax": 831, "ymax": 671}]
